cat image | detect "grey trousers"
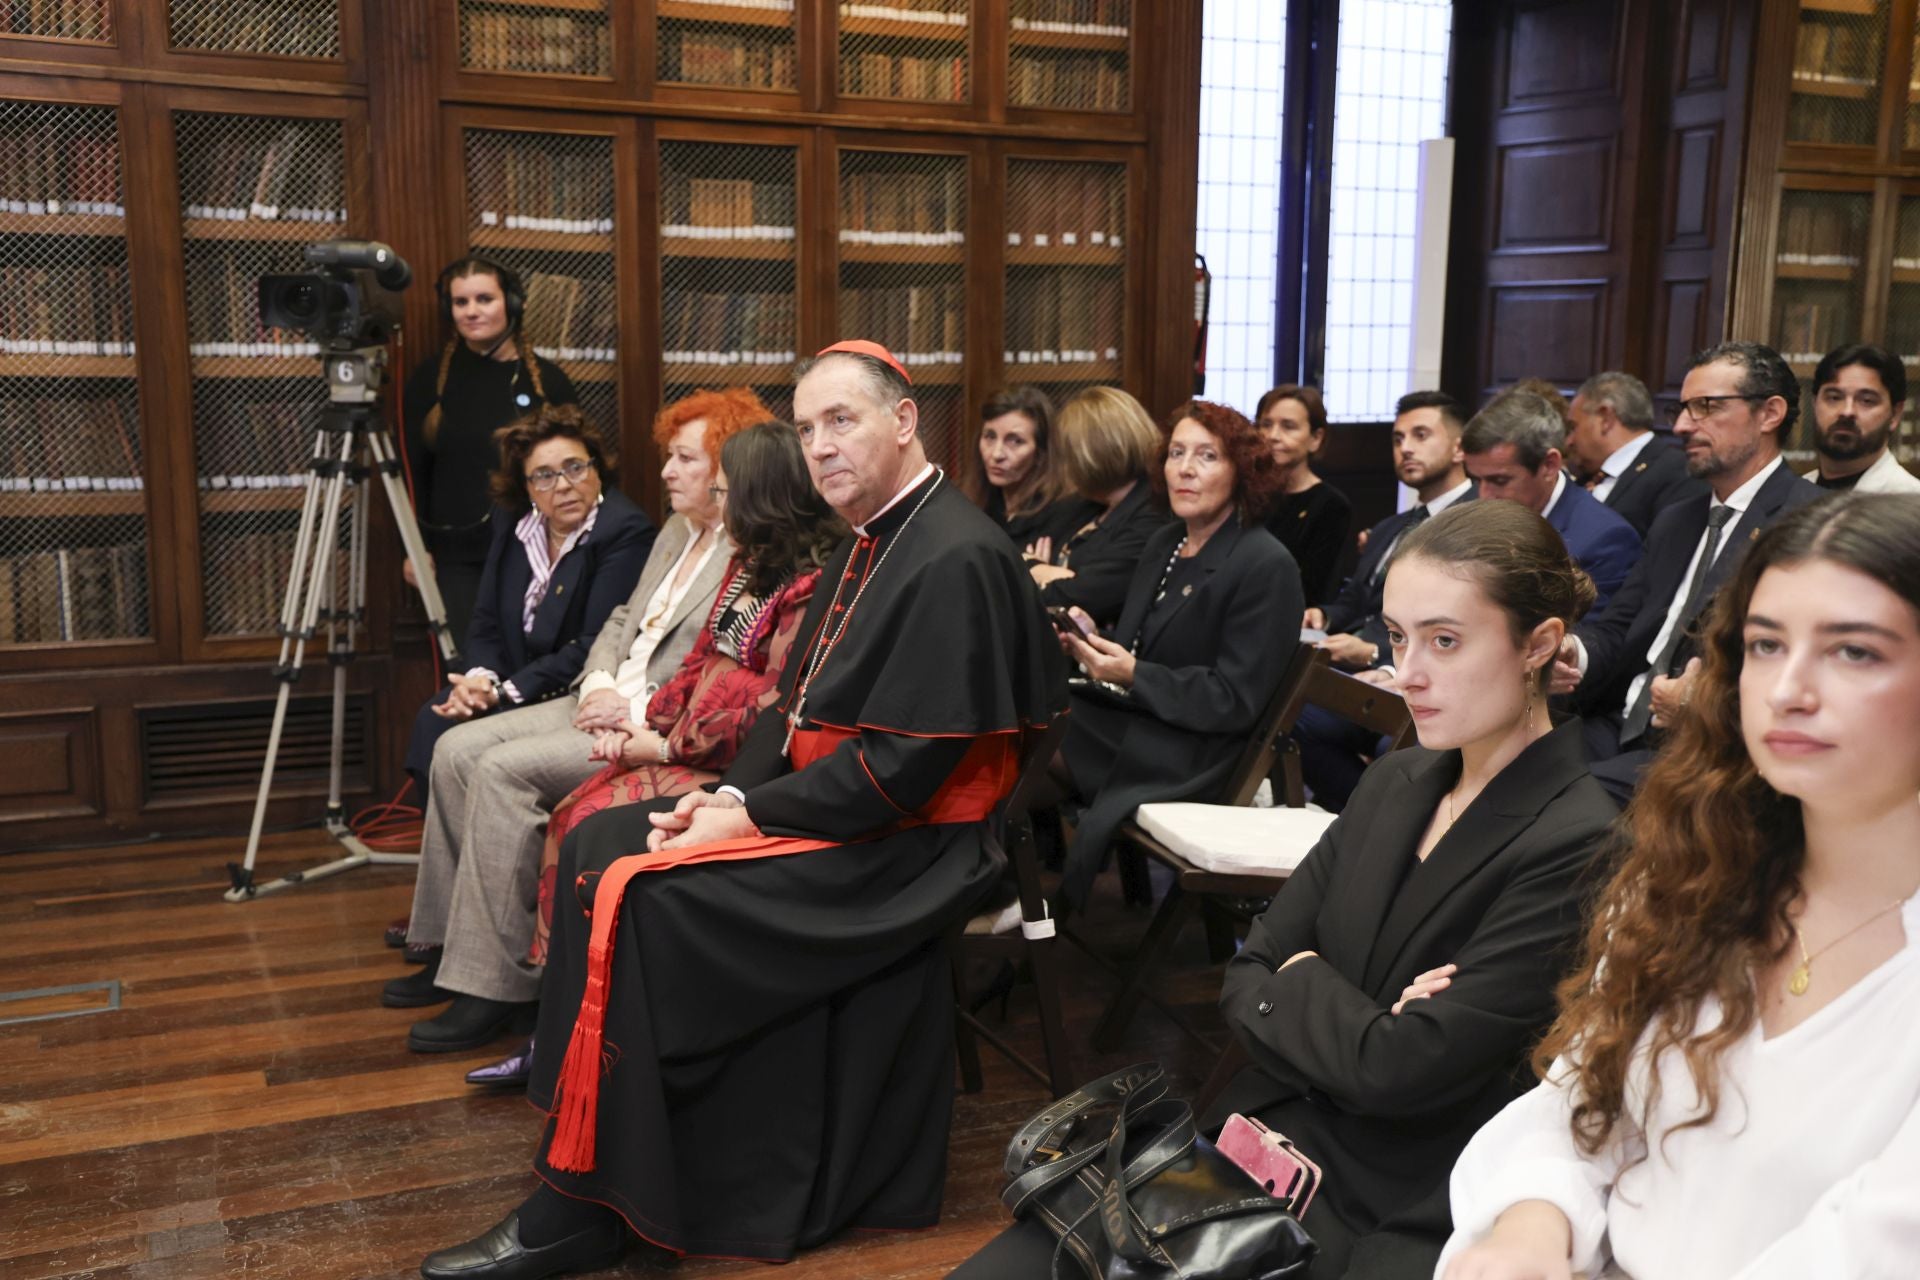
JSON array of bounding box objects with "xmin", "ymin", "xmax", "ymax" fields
[{"xmin": 407, "ymin": 696, "xmax": 602, "ymax": 1003}]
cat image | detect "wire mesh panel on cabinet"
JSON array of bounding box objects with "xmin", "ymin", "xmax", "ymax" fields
[
  {"xmin": 0, "ymin": 100, "xmax": 147, "ymax": 647},
  {"xmin": 838, "ymin": 149, "xmax": 966, "ymax": 469},
  {"xmin": 464, "ymin": 128, "xmax": 620, "ymax": 439},
  {"xmin": 1003, "ymin": 157, "xmax": 1126, "ymax": 406},
  {"xmin": 659, "ymin": 139, "xmax": 798, "ymax": 420},
  {"xmin": 838, "ymin": 1, "xmax": 970, "ymax": 103},
  {"xmin": 1008, "ymin": 0, "xmax": 1129, "ymax": 111},
  {"xmin": 656, "ymin": 2, "xmax": 797, "ymax": 91},
  {"xmin": 1892, "ymin": 195, "xmax": 1920, "ymax": 466},
  {"xmin": 2, "ymin": 0, "xmax": 111, "ymax": 41},
  {"xmin": 175, "ymin": 111, "xmax": 352, "ymax": 639},
  {"xmin": 169, "ymin": 0, "xmax": 340, "ymax": 58},
  {"xmin": 461, "ymin": 0, "xmax": 612, "ymax": 77},
  {"xmin": 1905, "ymin": 20, "xmax": 1920, "ymax": 153},
  {"xmin": 1785, "ymin": 0, "xmax": 1889, "ymax": 148}
]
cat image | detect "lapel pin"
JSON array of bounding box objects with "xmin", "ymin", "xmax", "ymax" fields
[
  {"xmin": 1182, "ymin": 584, "xmax": 1194, "ymax": 597},
  {"xmin": 1750, "ymin": 528, "xmax": 1760, "ymax": 541},
  {"xmin": 1634, "ymin": 462, "xmax": 1647, "ymax": 472},
  {"xmin": 555, "ymin": 583, "xmax": 564, "ymax": 592}
]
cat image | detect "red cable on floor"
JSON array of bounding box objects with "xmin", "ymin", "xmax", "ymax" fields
[{"xmin": 351, "ymin": 777, "xmax": 425, "ymax": 852}]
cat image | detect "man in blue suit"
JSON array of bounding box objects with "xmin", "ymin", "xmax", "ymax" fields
[{"xmin": 1462, "ymin": 388, "xmax": 1642, "ymax": 609}]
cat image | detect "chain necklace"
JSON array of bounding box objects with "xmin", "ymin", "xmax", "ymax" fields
[
  {"xmin": 1788, "ymin": 892, "xmax": 1914, "ymax": 996},
  {"xmin": 783, "ymin": 471, "xmax": 942, "ymax": 755},
  {"xmin": 1128, "ymin": 537, "xmax": 1188, "ymax": 657}
]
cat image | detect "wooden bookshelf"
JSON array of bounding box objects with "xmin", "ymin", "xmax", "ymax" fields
[
  {"xmin": 0, "ymin": 354, "xmax": 136, "ymax": 378},
  {"xmin": 469, "ymin": 226, "xmax": 613, "ymax": 252},
  {"xmin": 473, "ymin": 0, "xmax": 606, "ymax": 10},
  {"xmin": 1009, "ymin": 28, "xmax": 1128, "ymax": 52},
  {"xmin": 188, "ymin": 356, "xmax": 322, "ymax": 378},
  {"xmin": 181, "ymin": 218, "xmax": 340, "ymax": 242},
  {"xmin": 1790, "ymin": 74, "xmax": 1874, "ymax": 98},
  {"xmin": 657, "ymin": 1, "xmax": 795, "ymax": 28},
  {"xmin": 0, "ymin": 212, "xmax": 124, "ymax": 237},
  {"xmin": 661, "ymin": 361, "xmax": 793, "ymax": 386},
  {"xmin": 1774, "ymin": 259, "xmax": 1861, "ymax": 278},
  {"xmin": 660, "ymin": 234, "xmax": 796, "ymax": 259},
  {"xmin": 841, "ymin": 15, "xmax": 970, "ymax": 43},
  {"xmin": 1801, "ymin": 0, "xmax": 1877, "ymax": 15},
  {"xmin": 200, "ymin": 488, "xmax": 310, "ymax": 514},
  {"xmin": 1006, "ymin": 359, "xmax": 1122, "ymax": 382},
  {"xmin": 0, "ymin": 492, "xmax": 145, "ymax": 519}
]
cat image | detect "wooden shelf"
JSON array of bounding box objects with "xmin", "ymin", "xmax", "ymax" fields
[
  {"xmin": 465, "ymin": 0, "xmax": 606, "ymax": 12},
  {"xmin": 182, "ymin": 219, "xmax": 339, "ymax": 242},
  {"xmin": 662, "ymin": 361, "xmax": 793, "ymax": 386},
  {"xmin": 657, "ymin": 1, "xmax": 794, "ymax": 28},
  {"xmin": 553, "ymin": 360, "xmax": 618, "ymax": 382},
  {"xmin": 1775, "ymin": 260, "xmax": 1860, "ymax": 279},
  {"xmin": 200, "ymin": 488, "xmax": 307, "ymax": 514},
  {"xmin": 1790, "ymin": 75, "xmax": 1875, "ymax": 100},
  {"xmin": 0, "ymin": 212, "xmax": 124, "ymax": 237},
  {"xmin": 1009, "ymin": 29, "xmax": 1129, "ymax": 53},
  {"xmin": 1891, "ymin": 267, "xmax": 1920, "ymax": 284},
  {"xmin": 190, "ymin": 356, "xmax": 318, "ymax": 379},
  {"xmin": 838, "ymin": 14, "xmax": 969, "ymax": 43},
  {"xmin": 660, "ymin": 234, "xmax": 796, "ymax": 260},
  {"xmin": 1800, "ymin": 0, "xmax": 1876, "ymax": 15},
  {"xmin": 1005, "ymin": 360, "xmax": 1120, "ymax": 382},
  {"xmin": 0, "ymin": 491, "xmax": 144, "ymax": 519},
  {"xmin": 0, "ymin": 354, "xmax": 137, "ymax": 378},
  {"xmin": 839, "ymin": 242, "xmax": 965, "ymax": 264},
  {"xmin": 1007, "ymin": 244, "xmax": 1125, "ymax": 267},
  {"xmin": 470, "ymin": 225, "xmax": 613, "ymax": 253},
  {"xmin": 898, "ymin": 363, "xmax": 963, "ymax": 385}
]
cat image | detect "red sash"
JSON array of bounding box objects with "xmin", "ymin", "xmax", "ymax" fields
[{"xmin": 545, "ymin": 726, "xmax": 1017, "ymax": 1173}]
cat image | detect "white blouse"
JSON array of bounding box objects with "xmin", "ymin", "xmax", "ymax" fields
[{"xmin": 1440, "ymin": 897, "xmax": 1920, "ymax": 1279}]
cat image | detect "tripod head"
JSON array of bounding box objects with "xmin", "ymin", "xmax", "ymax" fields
[{"xmin": 325, "ymin": 344, "xmax": 389, "ymax": 407}]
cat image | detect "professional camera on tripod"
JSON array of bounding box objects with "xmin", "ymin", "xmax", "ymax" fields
[{"xmin": 227, "ymin": 240, "xmax": 456, "ymax": 903}]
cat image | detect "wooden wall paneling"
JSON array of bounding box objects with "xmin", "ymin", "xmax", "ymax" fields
[
  {"xmin": 1142, "ymin": 0, "xmax": 1202, "ymax": 418},
  {"xmin": 966, "ymin": 132, "xmax": 1004, "ymax": 436},
  {"xmin": 0, "ymin": 0, "xmax": 134, "ymax": 71},
  {"xmin": 132, "ymin": 0, "xmax": 364, "ymax": 86},
  {"xmin": 616, "ymin": 114, "xmax": 658, "ymax": 518},
  {"xmin": 0, "ymin": 707, "xmax": 104, "ymax": 830}
]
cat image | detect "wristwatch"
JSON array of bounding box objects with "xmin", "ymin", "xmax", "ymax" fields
[{"xmin": 487, "ymin": 676, "xmax": 505, "ymax": 704}]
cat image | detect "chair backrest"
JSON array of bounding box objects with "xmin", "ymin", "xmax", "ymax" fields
[
  {"xmin": 1303, "ymin": 661, "xmax": 1416, "ymax": 748},
  {"xmin": 1002, "ymin": 714, "xmax": 1072, "ymax": 832},
  {"xmin": 1218, "ymin": 643, "xmax": 1326, "ymax": 807}
]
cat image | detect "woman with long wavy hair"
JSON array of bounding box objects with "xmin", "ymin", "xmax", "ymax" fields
[{"xmin": 1442, "ymin": 492, "xmax": 1920, "ymax": 1279}]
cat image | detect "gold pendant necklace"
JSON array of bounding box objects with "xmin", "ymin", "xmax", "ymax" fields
[{"xmin": 1788, "ymin": 895, "xmax": 1911, "ymax": 996}]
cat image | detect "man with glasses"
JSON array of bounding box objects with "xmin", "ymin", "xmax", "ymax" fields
[
  {"xmin": 1552, "ymin": 341, "xmax": 1821, "ymax": 802},
  {"xmin": 1565, "ymin": 370, "xmax": 1705, "ymax": 536},
  {"xmin": 1802, "ymin": 342, "xmax": 1920, "ymax": 494}
]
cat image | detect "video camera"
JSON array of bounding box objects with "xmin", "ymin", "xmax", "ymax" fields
[{"xmin": 258, "ymin": 239, "xmax": 413, "ymax": 406}]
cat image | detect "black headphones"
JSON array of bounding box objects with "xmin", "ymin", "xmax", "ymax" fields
[{"xmin": 436, "ymin": 254, "xmax": 526, "ymax": 334}]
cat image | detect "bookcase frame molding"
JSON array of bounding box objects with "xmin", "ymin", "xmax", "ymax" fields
[{"xmin": 0, "ymin": 1, "xmax": 366, "ymax": 82}]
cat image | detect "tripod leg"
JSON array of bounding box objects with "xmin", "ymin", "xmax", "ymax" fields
[{"xmin": 364, "ymin": 426, "xmax": 458, "ymax": 665}]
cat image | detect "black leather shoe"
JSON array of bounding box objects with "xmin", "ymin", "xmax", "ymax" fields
[
  {"xmin": 408, "ymin": 994, "xmax": 535, "ymax": 1053},
  {"xmin": 382, "ymin": 951, "xmax": 448, "ymax": 1009},
  {"xmin": 419, "ymin": 1210, "xmax": 623, "ymax": 1280}
]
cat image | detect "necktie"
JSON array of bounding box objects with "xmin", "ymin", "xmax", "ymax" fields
[
  {"xmin": 1370, "ymin": 504, "xmax": 1429, "ymax": 585},
  {"xmin": 1622, "ymin": 504, "xmax": 1737, "ymax": 743}
]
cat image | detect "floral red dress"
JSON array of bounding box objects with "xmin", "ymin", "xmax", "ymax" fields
[{"xmin": 529, "ymin": 562, "xmax": 819, "ymax": 964}]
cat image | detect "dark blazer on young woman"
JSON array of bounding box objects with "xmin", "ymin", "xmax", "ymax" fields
[
  {"xmin": 1213, "ymin": 718, "xmax": 1616, "ymax": 1277},
  {"xmin": 1266, "ymin": 481, "xmax": 1353, "ymax": 607},
  {"xmin": 403, "ymin": 488, "xmax": 655, "ymax": 788},
  {"xmin": 1058, "ymin": 515, "xmax": 1303, "ymax": 905},
  {"xmin": 1037, "ymin": 480, "xmax": 1177, "ymax": 628}
]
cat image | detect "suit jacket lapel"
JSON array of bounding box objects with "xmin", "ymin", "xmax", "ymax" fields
[
  {"xmin": 1138, "ymin": 516, "xmax": 1242, "ymax": 650},
  {"xmin": 527, "ymin": 541, "xmax": 589, "ymax": 654},
  {"xmin": 1361, "ymin": 720, "xmax": 1591, "ymax": 992},
  {"xmin": 660, "ymin": 530, "xmax": 732, "ymax": 636},
  {"xmin": 1322, "ymin": 749, "xmax": 1456, "ymax": 982},
  {"xmin": 1696, "ymin": 464, "xmax": 1797, "ymax": 609}
]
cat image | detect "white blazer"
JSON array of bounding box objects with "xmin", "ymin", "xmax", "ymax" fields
[{"xmin": 1803, "ymin": 447, "xmax": 1920, "ymax": 494}]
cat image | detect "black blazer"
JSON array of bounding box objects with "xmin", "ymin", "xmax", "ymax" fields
[
  {"xmin": 1058, "ymin": 515, "xmax": 1303, "ymax": 905},
  {"xmin": 1322, "ymin": 487, "xmax": 1474, "ymax": 656},
  {"xmin": 1039, "ymin": 480, "xmax": 1177, "ymax": 627},
  {"xmin": 464, "ymin": 488, "xmax": 656, "ymax": 702},
  {"xmin": 1265, "ymin": 482, "xmax": 1354, "ymax": 607},
  {"xmin": 1573, "ymin": 459, "xmax": 1821, "ymax": 717},
  {"xmin": 1216, "ymin": 718, "xmax": 1616, "ymax": 1245},
  {"xmin": 1600, "ymin": 433, "xmax": 1706, "ymax": 539}
]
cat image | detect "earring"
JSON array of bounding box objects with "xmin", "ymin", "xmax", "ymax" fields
[{"xmin": 1522, "ymin": 668, "xmax": 1537, "ymax": 724}]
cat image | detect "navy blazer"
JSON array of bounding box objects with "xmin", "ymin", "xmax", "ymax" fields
[
  {"xmin": 1038, "ymin": 481, "xmax": 1178, "ymax": 628},
  {"xmin": 1544, "ymin": 479, "xmax": 1641, "ymax": 611},
  {"xmin": 1573, "ymin": 459, "xmax": 1821, "ymax": 716},
  {"xmin": 1322, "ymin": 487, "xmax": 1476, "ymax": 654},
  {"xmin": 464, "ymin": 488, "xmax": 656, "ymax": 703},
  {"xmin": 1601, "ymin": 434, "xmax": 1705, "ymax": 538}
]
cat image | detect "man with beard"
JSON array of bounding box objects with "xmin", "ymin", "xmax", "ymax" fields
[
  {"xmin": 1551, "ymin": 341, "xmax": 1821, "ymax": 802},
  {"xmin": 1564, "ymin": 370, "xmax": 1704, "ymax": 535},
  {"xmin": 1295, "ymin": 390, "xmax": 1473, "ymax": 809},
  {"xmin": 1802, "ymin": 343, "xmax": 1920, "ymax": 494}
]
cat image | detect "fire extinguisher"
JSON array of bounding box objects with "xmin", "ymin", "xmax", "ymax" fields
[{"xmin": 1193, "ymin": 254, "xmax": 1212, "ymax": 395}]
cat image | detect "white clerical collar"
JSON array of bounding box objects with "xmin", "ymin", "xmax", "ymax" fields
[
  {"xmin": 1426, "ymin": 477, "xmax": 1473, "ymax": 514},
  {"xmin": 1599, "ymin": 429, "xmax": 1656, "ymax": 480},
  {"xmin": 852, "ymin": 463, "xmax": 936, "ymax": 536},
  {"xmin": 1715, "ymin": 453, "xmax": 1784, "ymax": 515},
  {"xmin": 1540, "ymin": 470, "xmax": 1568, "ymax": 520}
]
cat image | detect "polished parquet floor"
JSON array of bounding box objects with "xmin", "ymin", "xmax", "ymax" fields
[{"xmin": 0, "ymin": 830, "xmax": 1226, "ymax": 1279}]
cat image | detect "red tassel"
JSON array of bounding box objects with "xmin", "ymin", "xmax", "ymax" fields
[{"xmin": 547, "ymin": 854, "xmax": 652, "ymax": 1173}]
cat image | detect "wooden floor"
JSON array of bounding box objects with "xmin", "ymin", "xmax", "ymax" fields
[{"xmin": 0, "ymin": 830, "xmax": 1230, "ymax": 1279}]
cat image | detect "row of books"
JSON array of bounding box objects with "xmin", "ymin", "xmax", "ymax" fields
[
  {"xmin": 1775, "ymin": 300, "xmax": 1853, "ymax": 365},
  {"xmin": 183, "ymin": 250, "xmax": 319, "ymax": 352},
  {"xmin": 1006, "ymin": 165, "xmax": 1125, "ymax": 245},
  {"xmin": 0, "ymin": 0, "xmax": 107, "ymax": 40},
  {"xmin": 168, "ymin": 5, "xmax": 338, "ymax": 59},
  {"xmin": 463, "ymin": 12, "xmax": 611, "ymax": 77},
  {"xmin": 1787, "ymin": 96, "xmax": 1878, "ymax": 148},
  {"xmin": 662, "ymin": 172, "xmax": 797, "ymax": 230},
  {"xmin": 468, "ymin": 142, "xmax": 611, "ymax": 232},
  {"xmin": 1010, "ymin": 51, "xmax": 1128, "ymax": 110},
  {"xmin": 664, "ymin": 32, "xmax": 797, "ymax": 91},
  {"xmin": 0, "ymin": 131, "xmax": 120, "ymax": 216},
  {"xmin": 1896, "ymin": 207, "xmax": 1920, "ymax": 269},
  {"xmin": 841, "ymin": 52, "xmax": 967, "ymax": 101},
  {"xmin": 664, "ymin": 223, "xmax": 797, "ymax": 242},
  {"xmin": 524, "ymin": 272, "xmax": 618, "ymax": 364},
  {"xmin": 1011, "ymin": 0, "xmax": 1128, "ymax": 24},
  {"xmin": 1011, "ymin": 17, "xmax": 1127, "ymax": 38},
  {"xmin": 841, "ymin": 3, "xmax": 968, "ymax": 26},
  {"xmin": 0, "ymin": 396, "xmax": 136, "ymax": 478},
  {"xmin": 0, "ymin": 476, "xmax": 142, "ymax": 493},
  {"xmin": 0, "ymin": 543, "xmax": 148, "ymax": 646},
  {"xmin": 179, "ymin": 123, "xmax": 345, "ymax": 224},
  {"xmin": 662, "ymin": 290, "xmax": 795, "ymax": 359},
  {"xmin": 841, "ymin": 168, "xmax": 966, "ymax": 239},
  {"xmin": 205, "ymin": 527, "xmax": 304, "ymax": 637},
  {"xmin": 195, "ymin": 399, "xmax": 317, "ymax": 478},
  {"xmin": 1776, "ymin": 199, "xmax": 1865, "ymax": 266},
  {"xmin": 840, "ymin": 283, "xmax": 965, "ymax": 364},
  {"xmin": 1005, "ymin": 270, "xmax": 1123, "ymax": 363},
  {"xmin": 0, "ymin": 264, "xmax": 133, "ymax": 354},
  {"xmin": 1792, "ymin": 17, "xmax": 1879, "ymax": 90}
]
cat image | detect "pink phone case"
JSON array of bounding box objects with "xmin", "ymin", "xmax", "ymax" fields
[{"xmin": 1215, "ymin": 1113, "xmax": 1322, "ymax": 1218}]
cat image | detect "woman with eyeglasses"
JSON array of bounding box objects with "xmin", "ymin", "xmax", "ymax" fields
[{"xmin": 401, "ymin": 404, "xmax": 655, "ymax": 801}]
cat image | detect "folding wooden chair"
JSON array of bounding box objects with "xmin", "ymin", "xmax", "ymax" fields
[
  {"xmin": 953, "ymin": 715, "xmax": 1076, "ymax": 1098},
  {"xmin": 1086, "ymin": 651, "xmax": 1415, "ymax": 1053}
]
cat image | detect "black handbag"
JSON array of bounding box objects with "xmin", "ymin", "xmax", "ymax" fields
[{"xmin": 1000, "ymin": 1062, "xmax": 1317, "ymax": 1280}]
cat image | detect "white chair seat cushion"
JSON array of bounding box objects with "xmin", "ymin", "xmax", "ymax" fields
[{"xmin": 1133, "ymin": 803, "xmax": 1337, "ymax": 878}]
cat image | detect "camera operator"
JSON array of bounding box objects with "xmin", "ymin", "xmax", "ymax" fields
[{"xmin": 403, "ymin": 255, "xmax": 579, "ymax": 652}]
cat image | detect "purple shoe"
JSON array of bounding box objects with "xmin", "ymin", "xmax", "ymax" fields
[{"xmin": 465, "ymin": 1036, "xmax": 534, "ymax": 1088}]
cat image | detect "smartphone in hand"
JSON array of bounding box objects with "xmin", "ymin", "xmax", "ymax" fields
[{"xmin": 1047, "ymin": 605, "xmax": 1094, "ymax": 639}]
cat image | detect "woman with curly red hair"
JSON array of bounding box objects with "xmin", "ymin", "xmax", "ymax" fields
[
  {"xmin": 1051, "ymin": 398, "xmax": 1302, "ymax": 906},
  {"xmin": 1443, "ymin": 492, "xmax": 1920, "ymax": 1279}
]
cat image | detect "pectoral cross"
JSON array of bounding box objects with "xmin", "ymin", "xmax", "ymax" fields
[{"xmin": 783, "ymin": 693, "xmax": 806, "ymax": 758}]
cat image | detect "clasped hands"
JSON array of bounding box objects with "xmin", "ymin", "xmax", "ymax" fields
[
  {"xmin": 646, "ymin": 789, "xmax": 758, "ymax": 852},
  {"xmin": 430, "ymin": 672, "xmax": 500, "ymax": 720}
]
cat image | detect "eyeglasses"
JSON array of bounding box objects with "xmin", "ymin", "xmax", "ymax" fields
[
  {"xmin": 527, "ymin": 458, "xmax": 594, "ymax": 491},
  {"xmin": 707, "ymin": 485, "xmax": 729, "ymax": 502},
  {"xmin": 1670, "ymin": 394, "xmax": 1762, "ymax": 426}
]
